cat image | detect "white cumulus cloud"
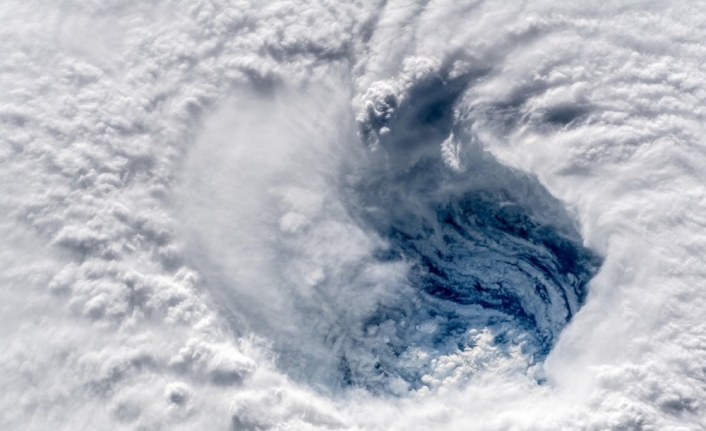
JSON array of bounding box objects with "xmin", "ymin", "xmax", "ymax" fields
[{"xmin": 2, "ymin": 0, "xmax": 706, "ymax": 430}]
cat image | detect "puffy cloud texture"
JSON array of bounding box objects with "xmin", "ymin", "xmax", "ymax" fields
[{"xmin": 2, "ymin": 0, "xmax": 706, "ymax": 430}]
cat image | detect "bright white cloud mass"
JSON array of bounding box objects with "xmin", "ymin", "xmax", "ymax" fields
[{"xmin": 2, "ymin": 0, "xmax": 706, "ymax": 430}]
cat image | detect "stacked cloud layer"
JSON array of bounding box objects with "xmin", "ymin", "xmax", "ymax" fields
[{"xmin": 1, "ymin": 0, "xmax": 706, "ymax": 430}]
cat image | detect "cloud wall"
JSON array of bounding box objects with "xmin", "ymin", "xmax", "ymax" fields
[{"xmin": 2, "ymin": 0, "xmax": 706, "ymax": 430}]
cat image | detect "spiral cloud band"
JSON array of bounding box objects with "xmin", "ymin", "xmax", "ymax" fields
[{"xmin": 2, "ymin": 1, "xmax": 706, "ymax": 430}]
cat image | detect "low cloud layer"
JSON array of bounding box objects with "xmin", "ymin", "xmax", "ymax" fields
[{"xmin": 2, "ymin": 0, "xmax": 706, "ymax": 430}]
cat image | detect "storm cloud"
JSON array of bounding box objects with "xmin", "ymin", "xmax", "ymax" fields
[{"xmin": 2, "ymin": 1, "xmax": 706, "ymax": 430}]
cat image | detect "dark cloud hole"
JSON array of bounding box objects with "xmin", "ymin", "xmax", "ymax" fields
[{"xmin": 341, "ymin": 70, "xmax": 602, "ymax": 394}]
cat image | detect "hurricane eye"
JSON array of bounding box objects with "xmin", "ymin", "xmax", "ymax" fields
[
  {"xmin": 340, "ymin": 70, "xmax": 602, "ymax": 392},
  {"xmin": 337, "ymin": 183, "xmax": 601, "ymax": 393}
]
